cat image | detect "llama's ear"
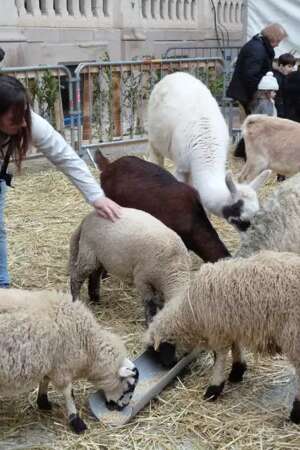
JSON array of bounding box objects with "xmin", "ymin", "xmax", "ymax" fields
[
  {"xmin": 249, "ymin": 170, "xmax": 272, "ymax": 191},
  {"xmin": 225, "ymin": 171, "xmax": 238, "ymax": 196},
  {"xmin": 94, "ymin": 150, "xmax": 109, "ymax": 172}
]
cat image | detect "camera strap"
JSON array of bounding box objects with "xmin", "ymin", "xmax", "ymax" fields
[{"xmin": 0, "ymin": 143, "xmax": 14, "ymax": 187}]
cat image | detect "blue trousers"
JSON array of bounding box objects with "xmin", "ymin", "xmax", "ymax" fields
[{"xmin": 0, "ymin": 180, "xmax": 10, "ymax": 286}]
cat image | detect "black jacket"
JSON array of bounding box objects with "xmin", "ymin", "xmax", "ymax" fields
[
  {"xmin": 283, "ymin": 70, "xmax": 300, "ymax": 122},
  {"xmin": 0, "ymin": 47, "xmax": 5, "ymax": 62},
  {"xmin": 226, "ymin": 34, "xmax": 275, "ymax": 105},
  {"xmin": 273, "ymin": 69, "xmax": 286, "ymax": 118}
]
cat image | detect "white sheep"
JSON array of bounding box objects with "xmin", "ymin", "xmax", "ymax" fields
[
  {"xmin": 0, "ymin": 289, "xmax": 138, "ymax": 433},
  {"xmin": 145, "ymin": 250, "xmax": 300, "ymax": 424},
  {"xmin": 69, "ymin": 208, "xmax": 190, "ymax": 323},
  {"xmin": 235, "ymin": 172, "xmax": 300, "ymax": 256},
  {"xmin": 147, "ymin": 72, "xmax": 270, "ymax": 231},
  {"xmin": 239, "ymin": 115, "xmax": 300, "ymax": 182}
]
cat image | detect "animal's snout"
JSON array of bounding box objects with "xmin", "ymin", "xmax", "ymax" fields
[
  {"xmin": 230, "ymin": 218, "xmax": 251, "ymax": 232},
  {"xmin": 132, "ymin": 366, "xmax": 139, "ymax": 381}
]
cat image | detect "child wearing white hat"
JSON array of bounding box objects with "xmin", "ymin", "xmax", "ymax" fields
[{"xmin": 250, "ymin": 71, "xmax": 279, "ymax": 116}]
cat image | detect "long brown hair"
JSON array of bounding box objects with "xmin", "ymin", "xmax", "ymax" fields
[{"xmin": 0, "ymin": 75, "xmax": 32, "ymax": 170}]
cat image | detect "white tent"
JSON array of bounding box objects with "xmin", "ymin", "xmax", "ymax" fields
[{"xmin": 246, "ymin": 0, "xmax": 300, "ymax": 57}]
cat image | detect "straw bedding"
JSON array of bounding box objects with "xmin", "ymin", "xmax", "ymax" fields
[{"xmin": 0, "ymin": 153, "xmax": 300, "ymax": 450}]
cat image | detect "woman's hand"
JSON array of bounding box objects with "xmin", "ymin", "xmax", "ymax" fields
[{"xmin": 92, "ymin": 196, "xmax": 122, "ymax": 222}]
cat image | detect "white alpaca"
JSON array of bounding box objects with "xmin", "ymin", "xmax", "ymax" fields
[{"xmin": 148, "ymin": 72, "xmax": 270, "ymax": 230}]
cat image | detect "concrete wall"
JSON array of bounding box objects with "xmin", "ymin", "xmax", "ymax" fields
[{"xmin": 0, "ymin": 0, "xmax": 244, "ymax": 67}]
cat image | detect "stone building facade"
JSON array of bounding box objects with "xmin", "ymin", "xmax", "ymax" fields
[{"xmin": 1, "ymin": 0, "xmax": 244, "ymax": 67}]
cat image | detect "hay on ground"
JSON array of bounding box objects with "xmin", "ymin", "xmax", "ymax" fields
[{"xmin": 0, "ymin": 153, "xmax": 299, "ymax": 450}]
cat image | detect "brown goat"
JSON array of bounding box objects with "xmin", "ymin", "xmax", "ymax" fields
[{"xmin": 95, "ymin": 151, "xmax": 230, "ymax": 262}]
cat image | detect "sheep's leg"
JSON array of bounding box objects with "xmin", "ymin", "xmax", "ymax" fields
[
  {"xmin": 204, "ymin": 348, "xmax": 228, "ymax": 401},
  {"xmin": 62, "ymin": 384, "xmax": 87, "ymax": 434},
  {"xmin": 70, "ymin": 259, "xmax": 97, "ymax": 301},
  {"xmin": 148, "ymin": 142, "xmax": 164, "ymax": 167},
  {"xmin": 88, "ymin": 266, "xmax": 103, "ymax": 303},
  {"xmin": 228, "ymin": 343, "xmax": 247, "ymax": 383},
  {"xmin": 135, "ymin": 277, "xmax": 162, "ymax": 325},
  {"xmin": 288, "ymin": 350, "xmax": 300, "ymax": 424},
  {"xmin": 37, "ymin": 376, "xmax": 52, "ymax": 410},
  {"xmin": 238, "ymin": 155, "xmax": 268, "ymax": 183}
]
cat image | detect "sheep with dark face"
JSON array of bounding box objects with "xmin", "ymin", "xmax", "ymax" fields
[
  {"xmin": 147, "ymin": 71, "xmax": 270, "ymax": 230},
  {"xmin": 0, "ymin": 289, "xmax": 138, "ymax": 434},
  {"xmin": 69, "ymin": 208, "xmax": 190, "ymax": 324},
  {"xmin": 145, "ymin": 251, "xmax": 300, "ymax": 424}
]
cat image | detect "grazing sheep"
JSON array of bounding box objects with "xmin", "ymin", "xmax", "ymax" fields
[
  {"xmin": 147, "ymin": 71, "xmax": 270, "ymax": 230},
  {"xmin": 69, "ymin": 208, "xmax": 190, "ymax": 323},
  {"xmin": 95, "ymin": 151, "xmax": 230, "ymax": 262},
  {"xmin": 145, "ymin": 251, "xmax": 300, "ymax": 424},
  {"xmin": 239, "ymin": 115, "xmax": 300, "ymax": 182},
  {"xmin": 236, "ymin": 172, "xmax": 300, "ymax": 257},
  {"xmin": 0, "ymin": 289, "xmax": 138, "ymax": 433}
]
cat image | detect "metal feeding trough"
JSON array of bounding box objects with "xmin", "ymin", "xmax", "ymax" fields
[{"xmin": 89, "ymin": 348, "xmax": 198, "ymax": 426}]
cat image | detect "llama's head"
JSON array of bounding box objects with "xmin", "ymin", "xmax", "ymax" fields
[{"xmin": 222, "ymin": 170, "xmax": 271, "ymax": 231}]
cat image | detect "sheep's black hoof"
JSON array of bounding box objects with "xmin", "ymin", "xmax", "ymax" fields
[
  {"xmin": 228, "ymin": 361, "xmax": 247, "ymax": 383},
  {"xmin": 37, "ymin": 393, "xmax": 52, "ymax": 411},
  {"xmin": 69, "ymin": 414, "xmax": 87, "ymax": 434},
  {"xmin": 290, "ymin": 399, "xmax": 300, "ymax": 424},
  {"xmin": 204, "ymin": 382, "xmax": 225, "ymax": 401},
  {"xmin": 157, "ymin": 342, "xmax": 177, "ymax": 369}
]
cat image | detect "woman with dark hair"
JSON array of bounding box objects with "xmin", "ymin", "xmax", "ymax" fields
[{"xmin": 0, "ymin": 75, "xmax": 121, "ymax": 288}]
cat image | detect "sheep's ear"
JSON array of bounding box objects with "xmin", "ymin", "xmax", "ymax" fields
[
  {"xmin": 249, "ymin": 170, "xmax": 272, "ymax": 191},
  {"xmin": 119, "ymin": 358, "xmax": 136, "ymax": 378},
  {"xmin": 225, "ymin": 171, "xmax": 238, "ymax": 196},
  {"xmin": 154, "ymin": 335, "xmax": 161, "ymax": 352}
]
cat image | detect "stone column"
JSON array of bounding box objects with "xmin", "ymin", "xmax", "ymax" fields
[
  {"xmin": 67, "ymin": 0, "xmax": 81, "ymax": 17},
  {"xmin": 92, "ymin": 0, "xmax": 104, "ymax": 18},
  {"xmin": 15, "ymin": 0, "xmax": 27, "ymax": 17},
  {"xmin": 160, "ymin": 0, "xmax": 168, "ymax": 19},
  {"xmin": 81, "ymin": 0, "xmax": 93, "ymax": 17},
  {"xmin": 27, "ymin": 0, "xmax": 42, "ymax": 16},
  {"xmin": 43, "ymin": 0, "xmax": 56, "ymax": 16},
  {"xmin": 54, "ymin": 0, "xmax": 68, "ymax": 16}
]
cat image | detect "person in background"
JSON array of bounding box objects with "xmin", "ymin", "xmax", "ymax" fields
[
  {"xmin": 0, "ymin": 47, "xmax": 5, "ymax": 62},
  {"xmin": 0, "ymin": 75, "xmax": 122, "ymax": 288},
  {"xmin": 226, "ymin": 23, "xmax": 288, "ymax": 158},
  {"xmin": 250, "ymin": 71, "xmax": 279, "ymax": 116},
  {"xmin": 273, "ymin": 53, "xmax": 296, "ymax": 118},
  {"xmin": 283, "ymin": 66, "xmax": 300, "ymax": 123}
]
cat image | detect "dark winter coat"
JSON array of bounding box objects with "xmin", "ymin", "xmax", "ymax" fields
[
  {"xmin": 0, "ymin": 48, "xmax": 5, "ymax": 62},
  {"xmin": 273, "ymin": 69, "xmax": 286, "ymax": 118},
  {"xmin": 284, "ymin": 70, "xmax": 300, "ymax": 122},
  {"xmin": 226, "ymin": 34, "xmax": 275, "ymax": 106}
]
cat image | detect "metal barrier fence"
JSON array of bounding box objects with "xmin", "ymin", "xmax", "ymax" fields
[
  {"xmin": 0, "ymin": 54, "xmax": 238, "ymax": 159},
  {"xmin": 0, "ymin": 64, "xmax": 76, "ymax": 151},
  {"xmin": 164, "ymin": 46, "xmax": 241, "ymax": 60},
  {"xmin": 73, "ymin": 56, "xmax": 225, "ymax": 157}
]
